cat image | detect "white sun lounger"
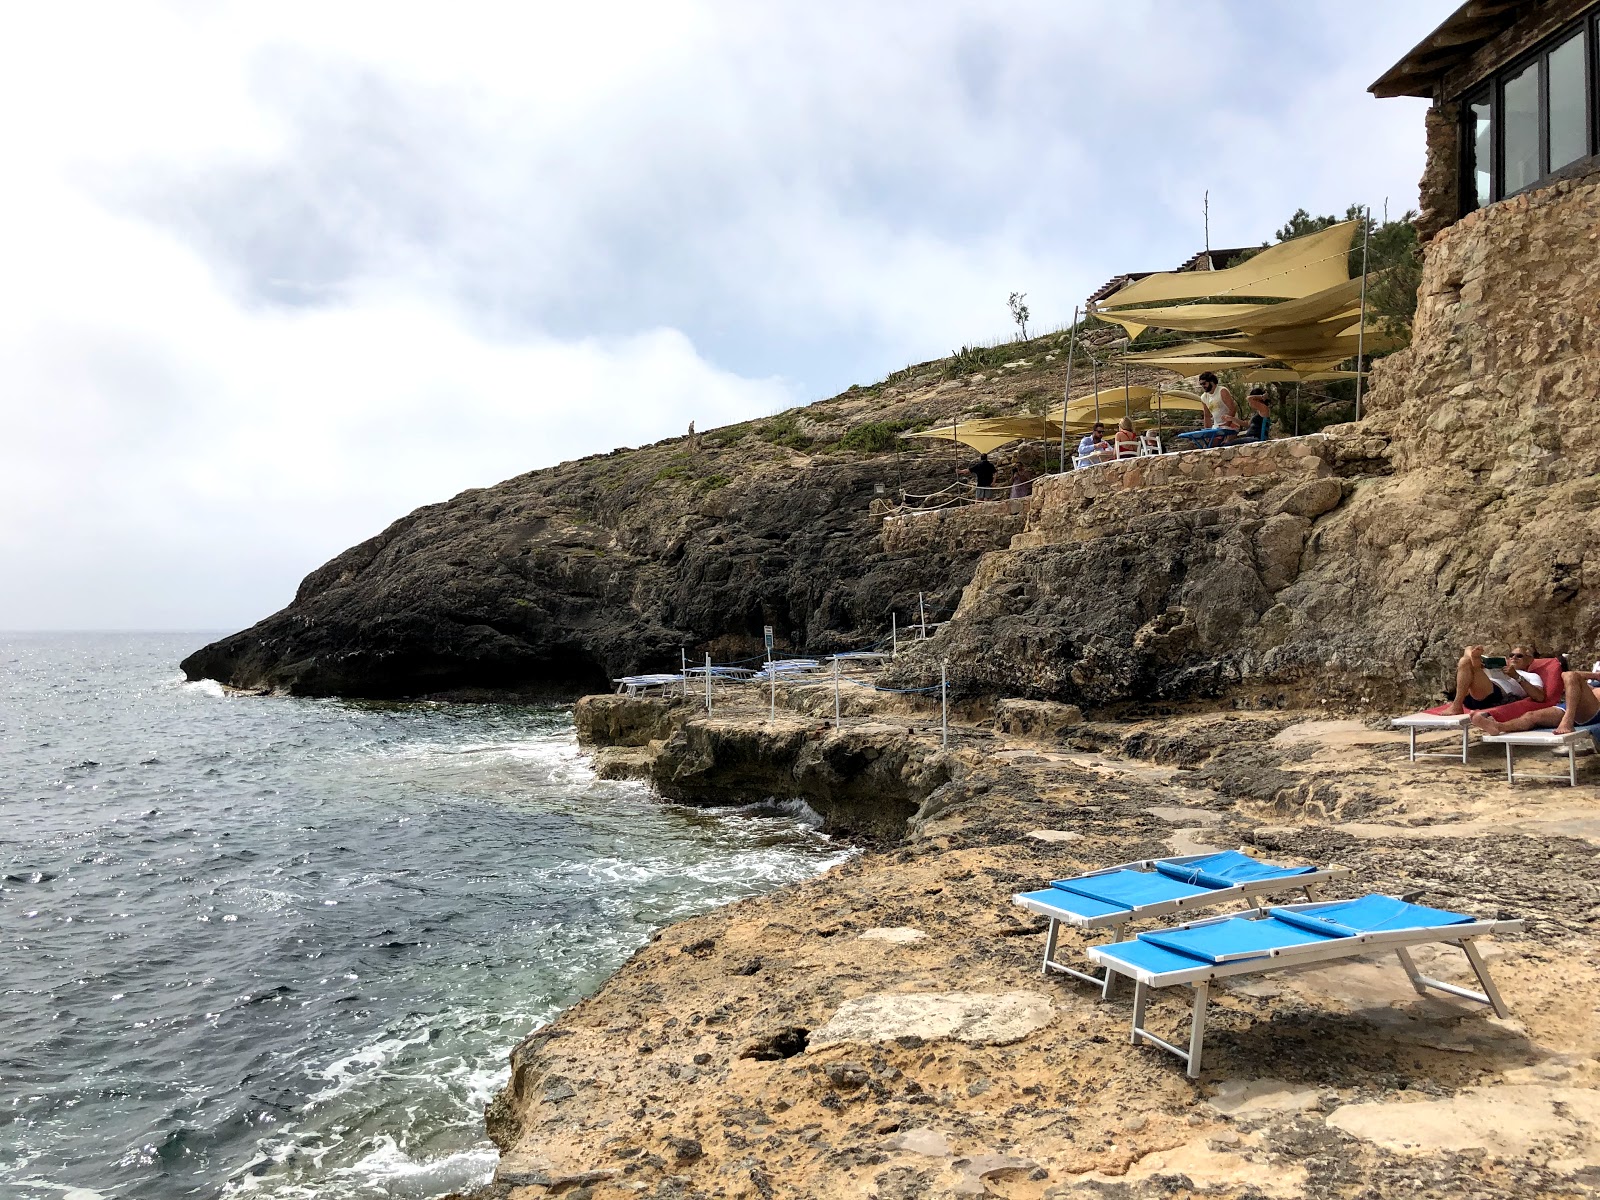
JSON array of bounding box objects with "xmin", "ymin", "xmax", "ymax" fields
[
  {"xmin": 1390, "ymin": 712, "xmax": 1472, "ymax": 763},
  {"xmin": 1012, "ymin": 851, "xmax": 1349, "ymax": 995},
  {"xmin": 1479, "ymin": 727, "xmax": 1598, "ymax": 786},
  {"xmin": 1087, "ymin": 895, "xmax": 1522, "ymax": 1076},
  {"xmin": 613, "ymin": 673, "xmax": 684, "ymax": 696}
]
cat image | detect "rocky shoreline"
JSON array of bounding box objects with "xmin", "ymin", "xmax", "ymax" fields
[{"xmin": 456, "ymin": 683, "xmax": 1600, "ymax": 1200}]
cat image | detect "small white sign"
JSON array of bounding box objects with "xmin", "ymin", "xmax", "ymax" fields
[{"xmin": 763, "ymin": 625, "xmax": 774, "ymax": 652}]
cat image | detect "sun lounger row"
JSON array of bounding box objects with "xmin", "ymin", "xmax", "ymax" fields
[{"xmin": 1013, "ymin": 850, "xmax": 1520, "ymax": 1076}]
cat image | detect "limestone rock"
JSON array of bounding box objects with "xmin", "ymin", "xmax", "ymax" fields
[{"xmin": 808, "ymin": 991, "xmax": 1055, "ymax": 1049}]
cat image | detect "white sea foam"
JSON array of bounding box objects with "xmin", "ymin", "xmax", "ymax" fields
[
  {"xmin": 9, "ymin": 1180, "xmax": 110, "ymax": 1200},
  {"xmin": 305, "ymin": 1028, "xmax": 434, "ymax": 1106}
]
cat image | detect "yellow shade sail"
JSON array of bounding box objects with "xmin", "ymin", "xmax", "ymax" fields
[
  {"xmin": 898, "ymin": 425, "xmax": 1024, "ymax": 454},
  {"xmin": 1096, "ymin": 221, "xmax": 1358, "ymax": 308},
  {"xmin": 1046, "ymin": 384, "xmax": 1205, "ymax": 421},
  {"xmin": 1117, "ymin": 352, "xmax": 1270, "ymax": 378},
  {"xmin": 1093, "ymin": 277, "xmax": 1367, "ymax": 337}
]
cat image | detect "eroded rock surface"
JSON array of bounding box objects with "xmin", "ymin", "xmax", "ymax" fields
[{"xmin": 469, "ymin": 692, "xmax": 1600, "ymax": 1200}]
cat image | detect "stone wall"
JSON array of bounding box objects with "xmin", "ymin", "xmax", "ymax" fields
[
  {"xmin": 879, "ymin": 499, "xmax": 1028, "ymax": 556},
  {"xmin": 1418, "ymin": 100, "xmax": 1461, "ymax": 242},
  {"xmin": 1017, "ymin": 437, "xmax": 1337, "ymax": 549}
]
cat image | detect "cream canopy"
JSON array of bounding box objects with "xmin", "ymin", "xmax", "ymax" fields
[
  {"xmin": 1092, "ymin": 276, "xmax": 1366, "ymax": 338},
  {"xmin": 1094, "ymin": 221, "xmax": 1359, "ymax": 309},
  {"xmin": 1045, "ymin": 384, "xmax": 1203, "ymax": 420},
  {"xmin": 899, "ymin": 424, "xmax": 1027, "ymax": 454}
]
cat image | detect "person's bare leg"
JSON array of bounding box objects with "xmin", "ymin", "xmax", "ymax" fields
[
  {"xmin": 1443, "ymin": 645, "xmax": 1493, "ymax": 715},
  {"xmin": 1473, "ymin": 707, "xmax": 1562, "ymax": 735},
  {"xmin": 1554, "ymin": 672, "xmax": 1600, "ymax": 734}
]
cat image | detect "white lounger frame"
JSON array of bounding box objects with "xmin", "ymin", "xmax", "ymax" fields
[
  {"xmin": 613, "ymin": 674, "xmax": 683, "ymax": 697},
  {"xmin": 1013, "ymin": 856, "xmax": 1351, "ymax": 996},
  {"xmin": 1480, "ymin": 729, "xmax": 1592, "ymax": 786},
  {"xmin": 1086, "ymin": 903, "xmax": 1524, "ymax": 1077},
  {"xmin": 1391, "ymin": 713, "xmax": 1471, "ymax": 763}
]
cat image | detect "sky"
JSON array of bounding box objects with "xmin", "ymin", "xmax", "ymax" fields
[{"xmin": 0, "ymin": 0, "xmax": 1456, "ymax": 631}]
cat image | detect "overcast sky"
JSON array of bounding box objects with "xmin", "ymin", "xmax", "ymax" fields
[{"xmin": 0, "ymin": 1, "xmax": 1455, "ymax": 632}]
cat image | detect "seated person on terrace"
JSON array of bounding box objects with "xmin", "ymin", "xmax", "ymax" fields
[
  {"xmin": 1471, "ymin": 667, "xmax": 1600, "ymax": 736},
  {"xmin": 1440, "ymin": 644, "xmax": 1546, "ymax": 715},
  {"xmin": 1075, "ymin": 422, "xmax": 1114, "ymax": 467},
  {"xmin": 1232, "ymin": 387, "xmax": 1271, "ymax": 442},
  {"xmin": 1113, "ymin": 416, "xmax": 1140, "ymax": 456},
  {"xmin": 1197, "ymin": 371, "xmax": 1241, "ymax": 431}
]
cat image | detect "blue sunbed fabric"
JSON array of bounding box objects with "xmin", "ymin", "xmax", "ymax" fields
[
  {"xmin": 1050, "ymin": 869, "xmax": 1209, "ymax": 911},
  {"xmin": 1094, "ymin": 936, "xmax": 1213, "ymax": 977},
  {"xmin": 1137, "ymin": 916, "xmax": 1342, "ymax": 964},
  {"xmin": 1014, "ymin": 887, "xmax": 1126, "ymax": 922},
  {"xmin": 1153, "ymin": 850, "xmax": 1316, "ymax": 891},
  {"xmin": 1269, "ymin": 896, "xmax": 1473, "ymax": 938}
]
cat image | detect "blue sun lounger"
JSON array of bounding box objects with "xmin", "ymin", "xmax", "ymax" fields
[
  {"xmin": 1087, "ymin": 895, "xmax": 1523, "ymax": 1076},
  {"xmin": 1013, "ymin": 850, "xmax": 1349, "ymax": 994}
]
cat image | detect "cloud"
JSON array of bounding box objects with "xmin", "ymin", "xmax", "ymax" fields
[{"xmin": 0, "ymin": 0, "xmax": 1457, "ymax": 629}]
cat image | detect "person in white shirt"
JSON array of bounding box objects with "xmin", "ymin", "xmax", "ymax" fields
[
  {"xmin": 1471, "ymin": 665, "xmax": 1600, "ymax": 736},
  {"xmin": 1074, "ymin": 422, "xmax": 1114, "ymax": 467},
  {"xmin": 1440, "ymin": 645, "xmax": 1545, "ymax": 715},
  {"xmin": 1196, "ymin": 371, "xmax": 1241, "ymax": 431}
]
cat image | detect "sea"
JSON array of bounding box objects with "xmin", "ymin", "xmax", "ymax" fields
[{"xmin": 0, "ymin": 633, "xmax": 847, "ymax": 1199}]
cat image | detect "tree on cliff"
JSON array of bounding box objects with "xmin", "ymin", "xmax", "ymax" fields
[{"xmin": 1008, "ymin": 291, "xmax": 1030, "ymax": 340}]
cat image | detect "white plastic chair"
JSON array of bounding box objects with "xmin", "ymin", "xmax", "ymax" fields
[{"xmin": 1140, "ymin": 432, "xmax": 1164, "ymax": 456}]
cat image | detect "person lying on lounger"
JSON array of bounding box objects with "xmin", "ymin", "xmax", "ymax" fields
[
  {"xmin": 1471, "ymin": 668, "xmax": 1600, "ymax": 736},
  {"xmin": 1440, "ymin": 645, "xmax": 1545, "ymax": 714}
]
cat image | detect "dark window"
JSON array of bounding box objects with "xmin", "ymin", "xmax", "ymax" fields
[
  {"xmin": 1549, "ymin": 28, "xmax": 1588, "ymax": 171},
  {"xmin": 1501, "ymin": 58, "xmax": 1541, "ymax": 194},
  {"xmin": 1460, "ymin": 8, "xmax": 1599, "ymax": 210}
]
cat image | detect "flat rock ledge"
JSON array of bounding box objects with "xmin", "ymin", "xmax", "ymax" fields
[{"xmin": 807, "ymin": 990, "xmax": 1057, "ymax": 1050}]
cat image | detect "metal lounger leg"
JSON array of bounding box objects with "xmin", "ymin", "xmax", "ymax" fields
[
  {"xmin": 1041, "ymin": 917, "xmax": 1060, "ymax": 975},
  {"xmin": 1461, "ymin": 724, "xmax": 1469, "ymax": 764},
  {"xmin": 1127, "ymin": 979, "xmax": 1205, "ymax": 1075},
  {"xmin": 1570, "ymin": 742, "xmax": 1578, "ymax": 787},
  {"xmin": 1394, "ymin": 946, "xmax": 1429, "ymax": 996},
  {"xmin": 1505, "ymin": 742, "xmax": 1515, "ymax": 784},
  {"xmin": 1394, "ymin": 942, "xmax": 1510, "ymax": 1018},
  {"xmin": 1460, "ymin": 939, "xmax": 1511, "ymax": 1019},
  {"xmin": 1408, "ymin": 726, "xmax": 1417, "ymax": 762},
  {"xmin": 1042, "ymin": 920, "xmax": 1112, "ymax": 991},
  {"xmin": 1187, "ymin": 983, "xmax": 1209, "ymax": 1078}
]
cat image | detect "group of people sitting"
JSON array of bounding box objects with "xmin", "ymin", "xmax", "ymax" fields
[
  {"xmin": 1196, "ymin": 372, "xmax": 1273, "ymax": 442},
  {"xmin": 1071, "ymin": 373, "xmax": 1274, "ymax": 469},
  {"xmin": 1440, "ymin": 644, "xmax": 1600, "ymax": 736}
]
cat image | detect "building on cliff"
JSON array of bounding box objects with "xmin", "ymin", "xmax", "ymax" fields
[{"xmin": 1372, "ymin": 0, "xmax": 1600, "ymax": 239}]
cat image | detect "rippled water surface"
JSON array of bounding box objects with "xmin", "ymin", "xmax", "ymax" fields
[{"xmin": 1, "ymin": 633, "xmax": 845, "ymax": 1199}]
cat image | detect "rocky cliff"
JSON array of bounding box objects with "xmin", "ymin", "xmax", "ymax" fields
[{"xmin": 180, "ymin": 341, "xmax": 1103, "ymax": 698}]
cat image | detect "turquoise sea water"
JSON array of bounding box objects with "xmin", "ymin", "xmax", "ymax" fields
[{"xmin": 0, "ymin": 633, "xmax": 845, "ymax": 1199}]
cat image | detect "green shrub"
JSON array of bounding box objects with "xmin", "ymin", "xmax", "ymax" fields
[
  {"xmin": 837, "ymin": 419, "xmax": 920, "ymax": 454},
  {"xmin": 759, "ymin": 410, "xmax": 813, "ymax": 450}
]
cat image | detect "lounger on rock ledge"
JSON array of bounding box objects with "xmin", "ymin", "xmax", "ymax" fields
[
  {"xmin": 1481, "ymin": 720, "xmax": 1600, "ymax": 786},
  {"xmin": 1012, "ymin": 851, "xmax": 1350, "ymax": 994},
  {"xmin": 1390, "ymin": 712, "xmax": 1472, "ymax": 763},
  {"xmin": 613, "ymin": 673, "xmax": 684, "ymax": 696},
  {"xmin": 1087, "ymin": 895, "xmax": 1522, "ymax": 1077}
]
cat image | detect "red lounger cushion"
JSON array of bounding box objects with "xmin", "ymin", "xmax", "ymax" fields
[{"xmin": 1423, "ymin": 656, "xmax": 1563, "ymax": 719}]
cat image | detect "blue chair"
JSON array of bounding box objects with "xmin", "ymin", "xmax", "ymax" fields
[
  {"xmin": 1088, "ymin": 895, "xmax": 1523, "ymax": 1076},
  {"xmin": 1013, "ymin": 850, "xmax": 1349, "ymax": 994}
]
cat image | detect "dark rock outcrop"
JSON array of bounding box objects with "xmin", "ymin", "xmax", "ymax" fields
[{"xmin": 180, "ymin": 389, "xmax": 1022, "ymax": 697}]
